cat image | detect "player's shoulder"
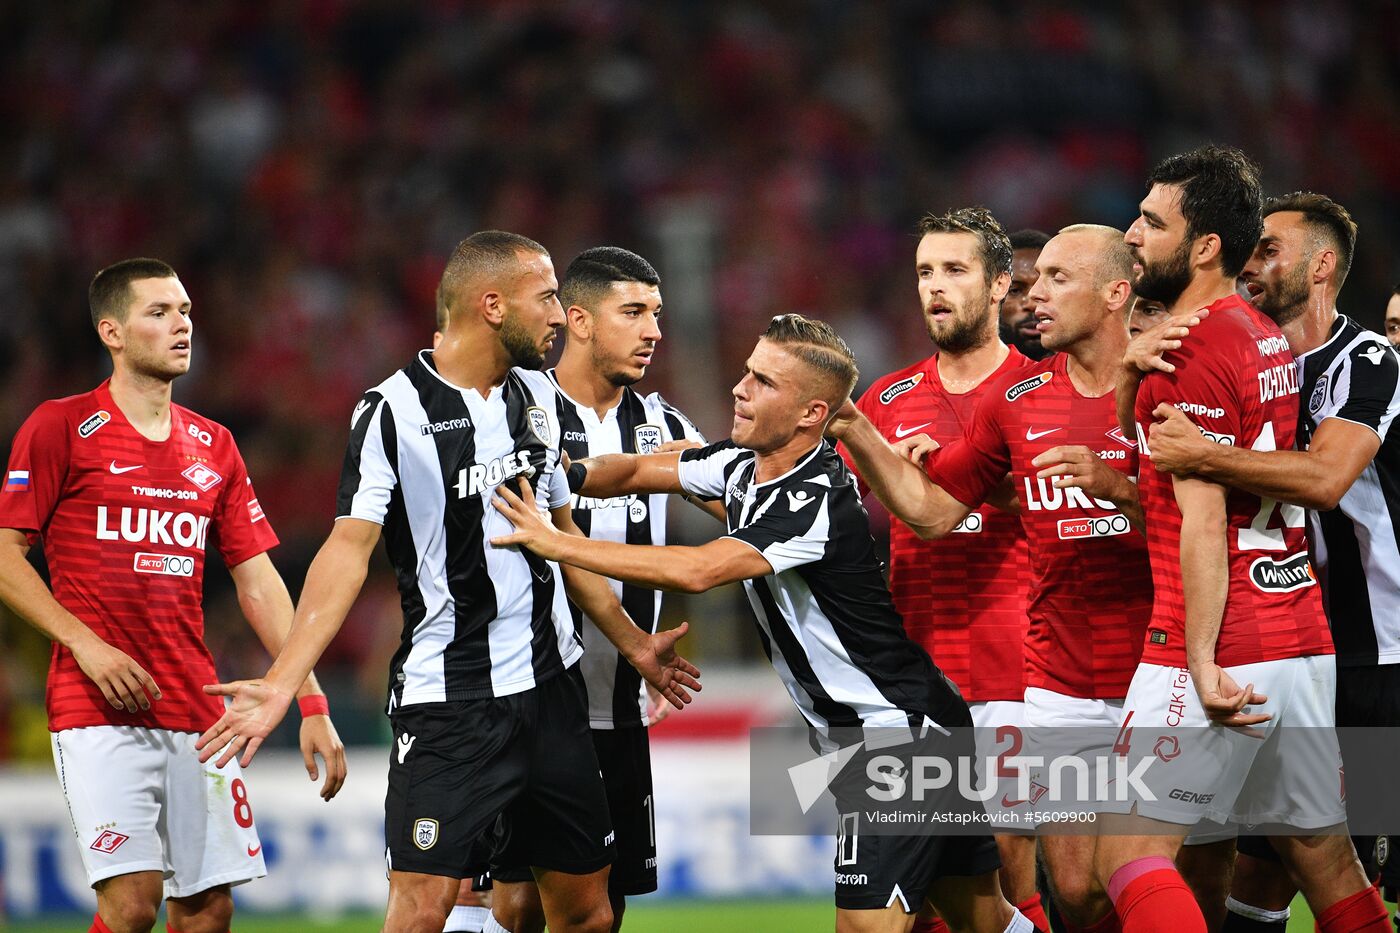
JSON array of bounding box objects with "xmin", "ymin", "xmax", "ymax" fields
[
  {"xmin": 859, "ymin": 357, "xmax": 933, "ymax": 410},
  {"xmin": 640, "ymin": 390, "xmax": 704, "ymax": 438},
  {"xmin": 1333, "ymin": 317, "xmax": 1396, "ymax": 371},
  {"xmin": 172, "ymin": 401, "xmax": 234, "ymax": 446},
  {"xmin": 20, "ymin": 387, "xmax": 109, "ymax": 439}
]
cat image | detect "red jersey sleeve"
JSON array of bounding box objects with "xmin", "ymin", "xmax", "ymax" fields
[
  {"xmin": 209, "ymin": 440, "xmax": 279, "ymax": 567},
  {"xmin": 926, "ymin": 391, "xmax": 1010, "ymax": 509},
  {"xmin": 0, "ymin": 402, "xmax": 72, "ymax": 545}
]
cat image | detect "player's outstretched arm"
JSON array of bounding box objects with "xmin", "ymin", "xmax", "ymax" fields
[
  {"xmin": 543, "ymin": 500, "xmax": 704, "ymax": 710},
  {"xmin": 227, "ymin": 552, "xmax": 347, "ymax": 800},
  {"xmin": 197, "ymin": 518, "xmax": 380, "ymax": 768},
  {"xmin": 571, "ymin": 449, "xmax": 688, "ymax": 499},
  {"xmin": 1116, "ymin": 309, "xmax": 1209, "ymax": 436},
  {"xmin": 1149, "ymin": 406, "xmax": 1378, "ymax": 512},
  {"xmin": 1174, "ymin": 475, "xmax": 1270, "ymax": 729},
  {"xmin": 1031, "ymin": 446, "xmax": 1145, "ymax": 533},
  {"xmin": 0, "ymin": 528, "xmax": 162, "ymax": 713},
  {"xmin": 825, "ymin": 402, "xmax": 972, "ymax": 538}
]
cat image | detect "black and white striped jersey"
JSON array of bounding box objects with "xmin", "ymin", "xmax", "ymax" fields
[
  {"xmin": 676, "ymin": 439, "xmax": 962, "ymax": 730},
  {"xmin": 549, "ymin": 370, "xmax": 705, "ymax": 729},
  {"xmin": 337, "ymin": 350, "xmax": 580, "ymax": 709},
  {"xmin": 1296, "ymin": 315, "xmax": 1400, "ymax": 667}
]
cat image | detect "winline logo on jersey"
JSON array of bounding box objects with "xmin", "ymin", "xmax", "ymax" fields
[{"xmin": 747, "ymin": 724, "xmax": 1387, "ymax": 837}]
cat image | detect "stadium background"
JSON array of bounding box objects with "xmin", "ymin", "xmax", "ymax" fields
[{"xmin": 0, "ymin": 1, "xmax": 1396, "ymax": 928}]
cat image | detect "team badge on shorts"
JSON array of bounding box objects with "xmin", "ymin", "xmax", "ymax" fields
[
  {"xmin": 413, "ymin": 818, "xmax": 439, "ymax": 850},
  {"xmin": 527, "ymin": 407, "xmax": 551, "ymax": 444},
  {"xmin": 634, "ymin": 424, "xmax": 663, "ymax": 455}
]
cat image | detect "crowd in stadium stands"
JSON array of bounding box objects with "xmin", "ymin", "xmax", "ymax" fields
[{"xmin": 0, "ymin": 0, "xmax": 1397, "ymax": 758}]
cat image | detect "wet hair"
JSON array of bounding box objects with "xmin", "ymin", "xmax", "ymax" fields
[
  {"xmin": 1263, "ymin": 191, "xmax": 1358, "ymax": 288},
  {"xmin": 89, "ymin": 258, "xmax": 178, "ymax": 329},
  {"xmin": 1146, "ymin": 144, "xmax": 1263, "ymax": 278},
  {"xmin": 916, "ymin": 207, "xmax": 1013, "ymax": 283},
  {"xmin": 762, "ymin": 313, "xmax": 859, "ymax": 403},
  {"xmin": 559, "ymin": 246, "xmax": 660, "ymax": 311}
]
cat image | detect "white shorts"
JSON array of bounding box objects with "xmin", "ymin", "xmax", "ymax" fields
[
  {"xmin": 52, "ymin": 725, "xmax": 266, "ymax": 896},
  {"xmin": 1118, "ymin": 656, "xmax": 1344, "ymax": 830},
  {"xmin": 1020, "ymin": 688, "xmax": 1124, "ymax": 819}
]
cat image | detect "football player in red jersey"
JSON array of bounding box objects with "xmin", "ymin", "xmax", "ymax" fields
[
  {"xmin": 1098, "ymin": 147, "xmax": 1387, "ymax": 933},
  {"xmin": 833, "ymin": 224, "xmax": 1153, "ymax": 932},
  {"xmin": 0, "ymin": 259, "xmax": 345, "ymax": 933},
  {"xmin": 840, "ymin": 207, "xmax": 1044, "ymax": 933}
]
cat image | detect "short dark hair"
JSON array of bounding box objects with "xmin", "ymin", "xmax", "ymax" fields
[
  {"xmin": 559, "ymin": 246, "xmax": 660, "ymax": 311},
  {"xmin": 1009, "ymin": 229, "xmax": 1051, "ymax": 251},
  {"xmin": 434, "ymin": 278, "xmax": 449, "ymax": 333},
  {"xmin": 1264, "ymin": 191, "xmax": 1358, "ymax": 288},
  {"xmin": 916, "ymin": 207, "xmax": 1013, "ymax": 282},
  {"xmin": 438, "ymin": 230, "xmax": 549, "ymax": 319},
  {"xmin": 1146, "ymin": 145, "xmax": 1263, "ymax": 278},
  {"xmin": 762, "ymin": 313, "xmax": 859, "ymax": 403},
  {"xmin": 89, "ymin": 258, "xmax": 178, "ymax": 329}
]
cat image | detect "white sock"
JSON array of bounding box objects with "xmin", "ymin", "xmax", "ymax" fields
[
  {"xmin": 1225, "ymin": 895, "xmax": 1291, "ymax": 923},
  {"xmin": 1004, "ymin": 907, "xmax": 1035, "ymax": 933},
  {"xmin": 483, "ymin": 912, "xmax": 513, "ymax": 933},
  {"xmin": 443, "ymin": 904, "xmax": 491, "ymax": 932}
]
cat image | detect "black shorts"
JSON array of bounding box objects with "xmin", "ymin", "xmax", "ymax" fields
[
  {"xmin": 1335, "ymin": 663, "xmax": 1400, "ymax": 728},
  {"xmin": 829, "ymin": 703, "xmax": 1001, "ymax": 912},
  {"xmin": 495, "ymin": 726, "xmax": 658, "ymax": 896},
  {"xmin": 384, "ymin": 665, "xmax": 614, "ymax": 879}
]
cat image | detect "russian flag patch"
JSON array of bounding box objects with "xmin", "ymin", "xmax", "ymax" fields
[{"xmin": 4, "ymin": 471, "xmax": 30, "ymax": 492}]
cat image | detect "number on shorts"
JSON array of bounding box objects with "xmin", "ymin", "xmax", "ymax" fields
[
  {"xmin": 995, "ymin": 725, "xmax": 1023, "ymax": 778},
  {"xmin": 644, "ymin": 794, "xmax": 655, "ymax": 848},
  {"xmin": 837, "ymin": 812, "xmax": 859, "ymax": 866},
  {"xmin": 1238, "ymin": 423, "xmax": 1306, "ymax": 551},
  {"xmin": 1112, "ymin": 710, "xmax": 1135, "ymax": 756},
  {"xmin": 231, "ymin": 777, "xmax": 254, "ymax": 828}
]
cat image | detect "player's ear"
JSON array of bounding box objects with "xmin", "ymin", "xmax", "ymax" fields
[
  {"xmin": 566, "ymin": 304, "xmax": 593, "ymax": 340},
  {"xmin": 1193, "ymin": 232, "xmax": 1223, "ymax": 271},
  {"xmin": 799, "ymin": 397, "xmax": 831, "ymax": 430},
  {"xmin": 96, "ymin": 316, "xmax": 122, "ymax": 353},
  {"xmin": 1312, "ymin": 248, "xmax": 1336, "ymax": 285},
  {"xmin": 1104, "ymin": 278, "xmax": 1133, "ymax": 314},
  {"xmin": 989, "ymin": 270, "xmax": 1012, "ymax": 304},
  {"xmin": 479, "ymin": 288, "xmax": 505, "ymax": 326}
]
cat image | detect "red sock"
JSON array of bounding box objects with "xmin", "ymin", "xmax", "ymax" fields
[
  {"xmin": 1071, "ymin": 908, "xmax": 1123, "ymax": 933},
  {"xmin": 912, "ymin": 918, "xmax": 948, "ymax": 933},
  {"xmin": 90, "ymin": 916, "xmax": 115, "ymax": 933},
  {"xmin": 1017, "ymin": 893, "xmax": 1053, "ymax": 933},
  {"xmin": 1316, "ymin": 884, "xmax": 1389, "ymax": 933},
  {"xmin": 1107, "ymin": 857, "xmax": 1206, "ymax": 933}
]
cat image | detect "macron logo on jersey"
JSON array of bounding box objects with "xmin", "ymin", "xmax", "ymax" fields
[{"xmin": 3, "ymin": 471, "xmax": 29, "ymax": 492}]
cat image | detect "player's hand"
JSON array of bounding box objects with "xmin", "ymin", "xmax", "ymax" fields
[
  {"xmin": 299, "ymin": 711, "xmax": 347, "ymax": 801},
  {"xmin": 824, "ymin": 399, "xmax": 860, "ymax": 440},
  {"xmin": 1147, "ymin": 405, "xmax": 1211, "ymax": 475},
  {"xmin": 1032, "ymin": 445, "xmax": 1129, "ymax": 501},
  {"xmin": 195, "ymin": 679, "xmax": 294, "ymax": 768},
  {"xmin": 1191, "ymin": 661, "xmax": 1271, "ymax": 731},
  {"xmin": 626, "ymin": 621, "xmax": 701, "ymax": 711},
  {"xmin": 656, "ymin": 438, "xmax": 702, "ymax": 454},
  {"xmin": 892, "ymin": 433, "xmax": 939, "ymax": 465},
  {"xmin": 645, "ymin": 681, "xmax": 674, "ymax": 726},
  {"xmin": 490, "ymin": 479, "xmax": 565, "ymax": 560},
  {"xmin": 71, "ymin": 633, "xmax": 162, "ymax": 713},
  {"xmin": 1123, "ymin": 308, "xmax": 1210, "ymax": 376}
]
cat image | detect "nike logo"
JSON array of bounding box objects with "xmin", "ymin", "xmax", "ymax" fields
[
  {"xmin": 1000, "ymin": 794, "xmax": 1026, "ymax": 808},
  {"xmin": 247, "ymin": 844, "xmax": 262, "ymax": 857},
  {"xmin": 894, "ymin": 422, "xmax": 932, "ymax": 439},
  {"xmin": 1025, "ymin": 428, "xmax": 1061, "ymax": 441},
  {"xmin": 108, "ymin": 461, "xmax": 142, "ymax": 474}
]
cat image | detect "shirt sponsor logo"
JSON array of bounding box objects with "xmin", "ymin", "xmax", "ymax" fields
[
  {"xmin": 1166, "ymin": 667, "xmax": 1190, "ymax": 727},
  {"xmin": 1022, "ymin": 477, "xmax": 1116, "ymax": 512},
  {"xmin": 455, "ymin": 451, "xmax": 534, "ymax": 498},
  {"xmin": 96, "ymin": 507, "xmax": 211, "ymax": 550},
  {"xmin": 573, "ymin": 493, "xmax": 634, "ymax": 511},
  {"xmin": 527, "ymin": 406, "xmax": 551, "ymax": 444},
  {"xmin": 635, "ymin": 424, "xmax": 663, "ymax": 455},
  {"xmin": 1248, "ymin": 552, "xmax": 1317, "ymax": 593},
  {"xmin": 3, "ymin": 470, "xmax": 29, "ymax": 492},
  {"xmin": 182, "ymin": 463, "xmax": 223, "ymax": 492},
  {"xmin": 1169, "ymin": 788, "xmax": 1215, "ymax": 804},
  {"xmin": 420, "ymin": 417, "xmax": 470, "ymax": 436},
  {"xmin": 133, "ymin": 552, "xmax": 195, "ymax": 577},
  {"xmin": 1256, "ymin": 335, "xmax": 1291, "ymax": 357},
  {"xmin": 1200, "ymin": 430, "xmax": 1236, "ymax": 446},
  {"xmin": 186, "ymin": 422, "xmax": 213, "ymax": 446},
  {"xmin": 78, "ymin": 410, "xmax": 111, "ymax": 438},
  {"xmin": 89, "ymin": 830, "xmax": 129, "ymax": 854},
  {"xmin": 878, "ymin": 372, "xmax": 924, "ymax": 405},
  {"xmin": 1004, "ymin": 372, "xmax": 1053, "ymax": 402},
  {"xmin": 130, "ymin": 486, "xmax": 198, "ymax": 501},
  {"xmin": 247, "ymin": 497, "xmax": 265, "ymax": 523},
  {"xmin": 1308, "ymin": 375, "xmax": 1329, "ymax": 415},
  {"xmin": 951, "ymin": 512, "xmax": 983, "ymax": 533},
  {"xmin": 1057, "ymin": 514, "xmax": 1131, "ymax": 540},
  {"xmin": 1174, "ymin": 402, "xmax": 1225, "ymax": 418}
]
